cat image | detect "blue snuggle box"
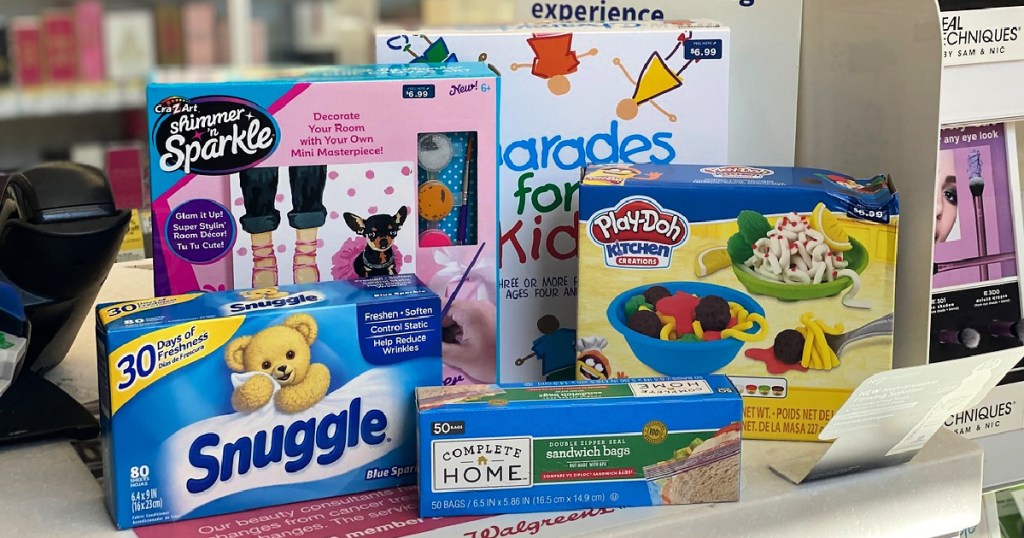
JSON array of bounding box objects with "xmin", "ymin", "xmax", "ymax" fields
[{"xmin": 96, "ymin": 275, "xmax": 441, "ymax": 529}]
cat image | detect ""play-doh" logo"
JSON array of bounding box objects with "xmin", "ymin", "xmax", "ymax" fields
[{"xmin": 588, "ymin": 197, "xmax": 688, "ymax": 269}]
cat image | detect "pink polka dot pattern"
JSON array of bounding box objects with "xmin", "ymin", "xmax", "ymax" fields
[
  {"xmin": 384, "ymin": 186, "xmax": 395, "ymax": 195},
  {"xmin": 277, "ymin": 245, "xmax": 286, "ymax": 253},
  {"xmin": 237, "ymin": 248, "xmax": 248, "ymax": 256},
  {"xmin": 365, "ymin": 170, "xmax": 375, "ymax": 179},
  {"xmin": 368, "ymin": 206, "xmax": 379, "ymax": 215},
  {"xmin": 401, "ymin": 166, "xmax": 411, "ymax": 176},
  {"xmin": 276, "ymin": 194, "xmax": 285, "ymax": 203},
  {"xmin": 316, "ymin": 239, "xmax": 325, "ymax": 248},
  {"xmin": 328, "ymin": 171, "xmax": 339, "ymax": 180},
  {"xmin": 404, "ymin": 255, "xmax": 412, "ymax": 263},
  {"xmin": 234, "ymin": 197, "xmax": 243, "ymax": 206},
  {"xmin": 347, "ymin": 188, "xmax": 356, "ymax": 197},
  {"xmin": 330, "ymin": 211, "xmax": 339, "ymax": 220}
]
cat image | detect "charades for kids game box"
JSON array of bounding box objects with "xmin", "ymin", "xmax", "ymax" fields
[
  {"xmin": 577, "ymin": 165, "xmax": 900, "ymax": 441},
  {"xmin": 376, "ymin": 21, "xmax": 730, "ymax": 383},
  {"xmin": 416, "ymin": 376, "xmax": 741, "ymax": 517},
  {"xmin": 96, "ymin": 275, "xmax": 440, "ymax": 529},
  {"xmin": 147, "ymin": 64, "xmax": 498, "ymax": 386}
]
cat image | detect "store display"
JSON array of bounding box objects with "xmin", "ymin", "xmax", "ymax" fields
[
  {"xmin": 933, "ymin": 123, "xmax": 1024, "ymax": 439},
  {"xmin": 416, "ymin": 376, "xmax": 741, "ymax": 516},
  {"xmin": 96, "ymin": 275, "xmax": 441, "ymax": 529},
  {"xmin": 376, "ymin": 20, "xmax": 731, "ymax": 383},
  {"xmin": 146, "ymin": 63, "xmax": 499, "ymax": 385},
  {"xmin": 577, "ymin": 164, "xmax": 899, "ymax": 441}
]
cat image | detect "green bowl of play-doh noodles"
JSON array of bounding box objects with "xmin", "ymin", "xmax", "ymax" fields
[{"xmin": 731, "ymin": 236, "xmax": 869, "ymax": 302}]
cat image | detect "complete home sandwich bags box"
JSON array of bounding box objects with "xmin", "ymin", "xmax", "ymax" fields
[
  {"xmin": 96, "ymin": 275, "xmax": 440, "ymax": 528},
  {"xmin": 416, "ymin": 376, "xmax": 742, "ymax": 517},
  {"xmin": 376, "ymin": 21, "xmax": 730, "ymax": 384},
  {"xmin": 147, "ymin": 63, "xmax": 498, "ymax": 386},
  {"xmin": 577, "ymin": 164, "xmax": 899, "ymax": 441}
]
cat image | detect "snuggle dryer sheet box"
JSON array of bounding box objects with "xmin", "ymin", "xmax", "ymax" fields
[
  {"xmin": 147, "ymin": 64, "xmax": 499, "ymax": 386},
  {"xmin": 416, "ymin": 376, "xmax": 742, "ymax": 517},
  {"xmin": 577, "ymin": 164, "xmax": 900, "ymax": 441},
  {"xmin": 376, "ymin": 21, "xmax": 730, "ymax": 384},
  {"xmin": 96, "ymin": 275, "xmax": 441, "ymax": 529}
]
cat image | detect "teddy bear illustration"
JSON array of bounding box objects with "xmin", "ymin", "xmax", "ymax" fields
[{"xmin": 225, "ymin": 313, "xmax": 330, "ymax": 414}]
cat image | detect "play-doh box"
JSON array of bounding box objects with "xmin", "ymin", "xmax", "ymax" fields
[{"xmin": 577, "ymin": 164, "xmax": 899, "ymax": 441}]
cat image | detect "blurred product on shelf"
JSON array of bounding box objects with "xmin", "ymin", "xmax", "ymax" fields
[
  {"xmin": 155, "ymin": 3, "xmax": 185, "ymax": 66},
  {"xmin": 184, "ymin": 1, "xmax": 217, "ymax": 66},
  {"xmin": 42, "ymin": 10, "xmax": 77, "ymax": 84},
  {"xmin": 75, "ymin": 0, "xmax": 106, "ymax": 82},
  {"xmin": 103, "ymin": 9, "xmax": 156, "ymax": 82},
  {"xmin": 10, "ymin": 16, "xmax": 42, "ymax": 87}
]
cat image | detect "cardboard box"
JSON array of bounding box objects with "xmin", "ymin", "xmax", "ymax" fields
[
  {"xmin": 416, "ymin": 376, "xmax": 741, "ymax": 517},
  {"xmin": 376, "ymin": 21, "xmax": 730, "ymax": 384},
  {"xmin": 147, "ymin": 63, "xmax": 499, "ymax": 385},
  {"xmin": 512, "ymin": 0, "xmax": 803, "ymax": 167},
  {"xmin": 577, "ymin": 164, "xmax": 899, "ymax": 441},
  {"xmin": 97, "ymin": 275, "xmax": 441, "ymax": 528}
]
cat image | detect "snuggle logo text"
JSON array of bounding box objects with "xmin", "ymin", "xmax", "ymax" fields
[
  {"xmin": 223, "ymin": 292, "xmax": 325, "ymax": 314},
  {"xmin": 186, "ymin": 397, "xmax": 388, "ymax": 494},
  {"xmin": 588, "ymin": 197, "xmax": 688, "ymax": 269},
  {"xmin": 500, "ymin": 122, "xmax": 676, "ymax": 268}
]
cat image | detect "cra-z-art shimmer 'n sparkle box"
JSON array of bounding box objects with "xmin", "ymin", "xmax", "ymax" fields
[{"xmin": 577, "ymin": 164, "xmax": 899, "ymax": 441}]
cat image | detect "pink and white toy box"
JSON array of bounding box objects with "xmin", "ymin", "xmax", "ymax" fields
[{"xmin": 147, "ymin": 64, "xmax": 499, "ymax": 385}]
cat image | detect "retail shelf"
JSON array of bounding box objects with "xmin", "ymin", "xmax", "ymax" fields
[
  {"xmin": 940, "ymin": 60, "xmax": 1024, "ymax": 126},
  {"xmin": 0, "ymin": 426, "xmax": 985, "ymax": 537},
  {"xmin": 0, "ymin": 263, "xmax": 981, "ymax": 537},
  {"xmin": 0, "ymin": 83, "xmax": 145, "ymax": 120},
  {"xmin": 977, "ymin": 428, "xmax": 1024, "ymax": 492}
]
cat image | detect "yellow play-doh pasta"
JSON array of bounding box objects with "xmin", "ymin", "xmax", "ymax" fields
[{"xmin": 796, "ymin": 313, "xmax": 842, "ymax": 371}]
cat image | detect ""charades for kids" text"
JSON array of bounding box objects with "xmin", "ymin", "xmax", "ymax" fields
[{"xmin": 500, "ymin": 122, "xmax": 676, "ymax": 267}]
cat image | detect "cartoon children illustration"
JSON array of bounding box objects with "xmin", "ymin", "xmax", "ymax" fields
[
  {"xmin": 613, "ymin": 32, "xmax": 701, "ymax": 122},
  {"xmin": 509, "ymin": 33, "xmax": 597, "ymax": 96},
  {"xmin": 238, "ymin": 165, "xmax": 327, "ymax": 288},
  {"xmin": 515, "ymin": 314, "xmax": 577, "ymax": 381}
]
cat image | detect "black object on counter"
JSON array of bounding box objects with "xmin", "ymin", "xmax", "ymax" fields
[{"xmin": 0, "ymin": 162, "xmax": 130, "ymax": 444}]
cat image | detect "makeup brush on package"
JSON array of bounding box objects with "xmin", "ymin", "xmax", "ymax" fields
[
  {"xmin": 968, "ymin": 150, "xmax": 989, "ymax": 280},
  {"xmin": 937, "ymin": 327, "xmax": 982, "ymax": 350},
  {"xmin": 934, "ymin": 252, "xmax": 1017, "ymax": 273},
  {"xmin": 989, "ymin": 319, "xmax": 1024, "ymax": 344}
]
